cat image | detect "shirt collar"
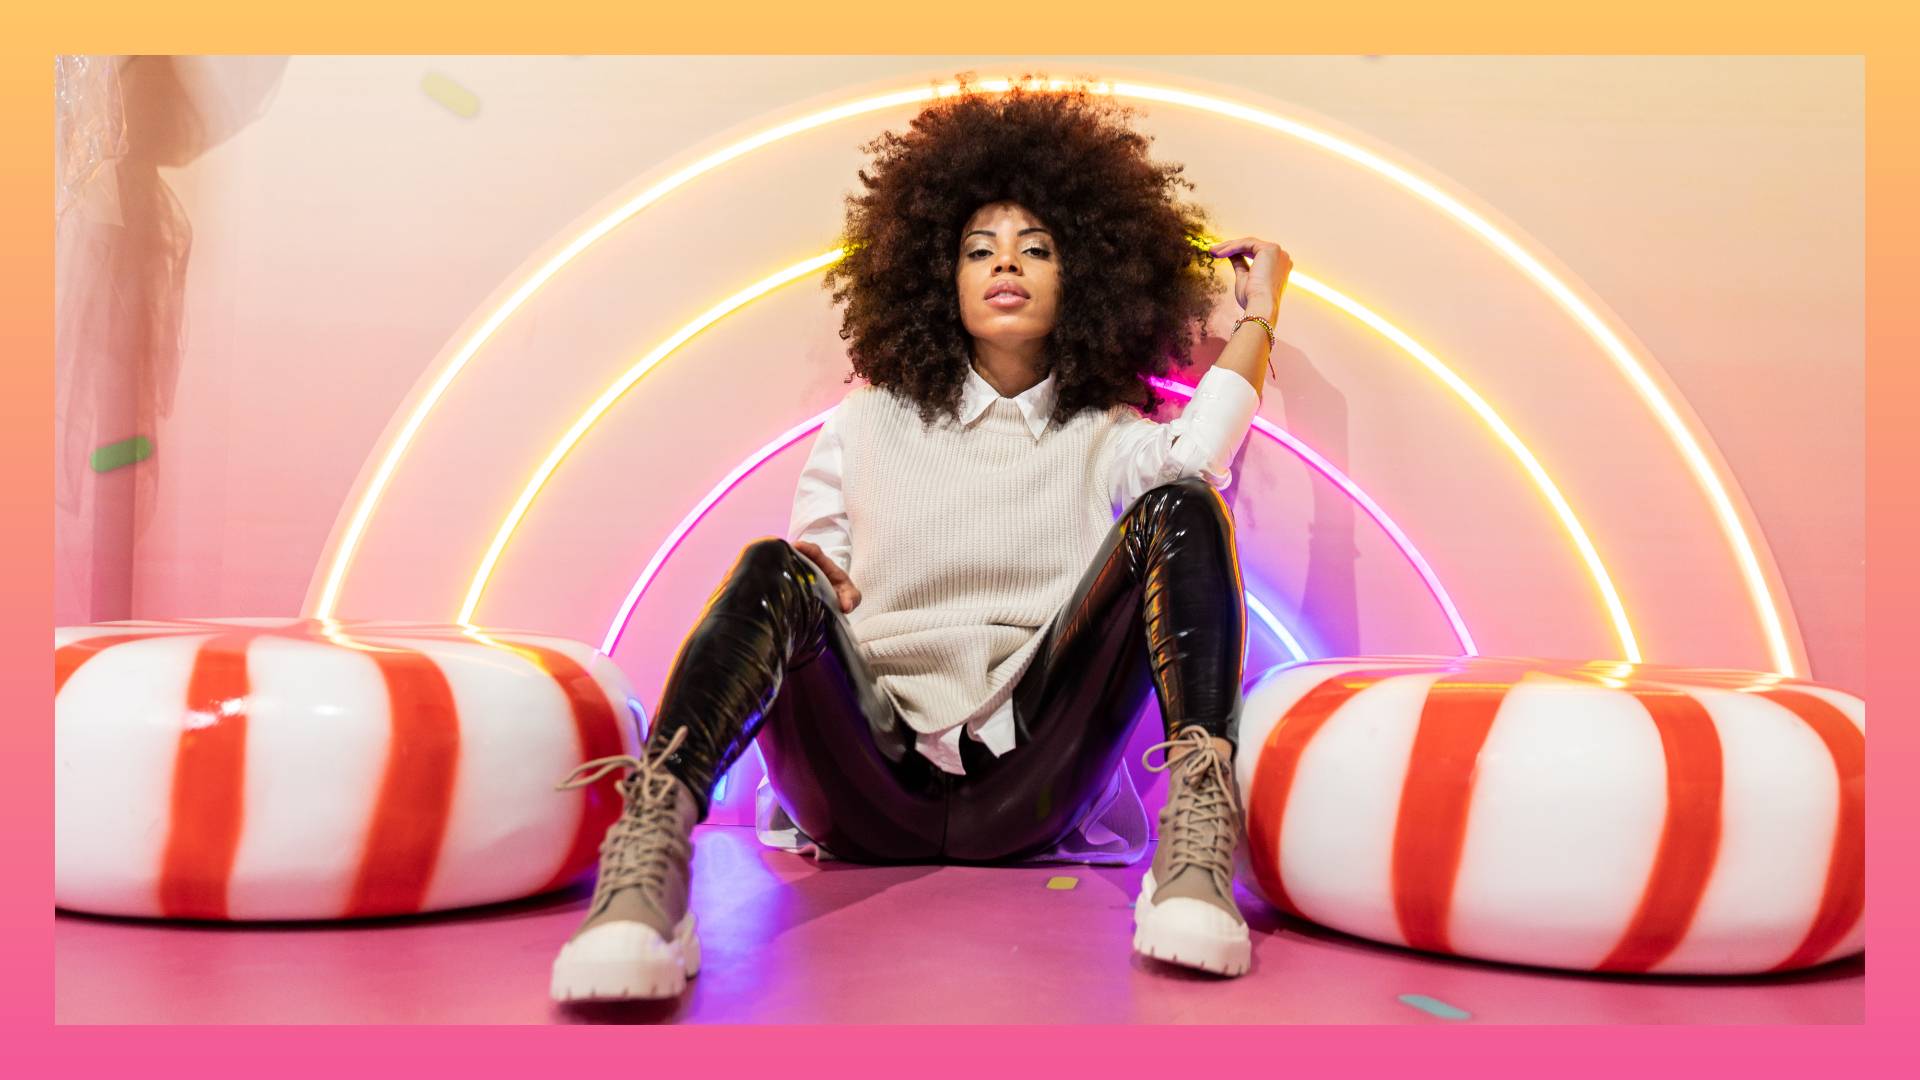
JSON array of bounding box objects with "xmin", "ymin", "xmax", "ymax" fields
[{"xmin": 959, "ymin": 364, "xmax": 1056, "ymax": 440}]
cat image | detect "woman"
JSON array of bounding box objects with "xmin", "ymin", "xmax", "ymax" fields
[{"xmin": 549, "ymin": 73, "xmax": 1292, "ymax": 1002}]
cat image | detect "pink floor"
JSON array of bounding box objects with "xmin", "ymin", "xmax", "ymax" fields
[{"xmin": 55, "ymin": 825, "xmax": 1862, "ymax": 1024}]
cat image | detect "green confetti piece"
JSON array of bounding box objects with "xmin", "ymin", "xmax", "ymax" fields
[
  {"xmin": 1397, "ymin": 993, "xmax": 1471, "ymax": 1021},
  {"xmin": 90, "ymin": 436, "xmax": 153, "ymax": 473},
  {"xmin": 1045, "ymin": 876, "xmax": 1078, "ymax": 891},
  {"xmin": 421, "ymin": 72, "xmax": 480, "ymax": 118}
]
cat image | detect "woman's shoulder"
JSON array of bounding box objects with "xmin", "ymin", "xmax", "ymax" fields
[
  {"xmin": 826, "ymin": 384, "xmax": 914, "ymax": 447},
  {"xmin": 837, "ymin": 382, "xmax": 901, "ymax": 409},
  {"xmin": 837, "ymin": 382, "xmax": 938, "ymax": 431},
  {"xmin": 833, "ymin": 383, "xmax": 893, "ymax": 424}
]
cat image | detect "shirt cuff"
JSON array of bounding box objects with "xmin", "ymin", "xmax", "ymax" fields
[
  {"xmin": 1193, "ymin": 363, "xmax": 1261, "ymax": 423},
  {"xmin": 1169, "ymin": 365, "xmax": 1261, "ymax": 478},
  {"xmin": 916, "ymin": 726, "xmax": 969, "ymax": 776},
  {"xmin": 971, "ymin": 704, "xmax": 1017, "ymax": 757}
]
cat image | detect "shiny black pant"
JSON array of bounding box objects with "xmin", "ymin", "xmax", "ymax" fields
[{"xmin": 647, "ymin": 476, "xmax": 1246, "ymax": 864}]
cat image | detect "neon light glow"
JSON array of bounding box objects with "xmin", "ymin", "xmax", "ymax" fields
[
  {"xmin": 1262, "ymin": 271, "xmax": 1636, "ymax": 661},
  {"xmin": 601, "ymin": 407, "xmax": 835, "ymax": 652},
  {"xmin": 454, "ymin": 250, "xmax": 843, "ymax": 624},
  {"xmin": 1244, "ymin": 592, "xmax": 1306, "ymax": 661},
  {"xmin": 1101, "ymin": 78, "xmax": 1793, "ymax": 674},
  {"xmin": 485, "ymin": 254, "xmax": 1532, "ymax": 657},
  {"xmin": 617, "ymin": 566, "xmax": 1310, "ymax": 813},
  {"xmin": 311, "ymin": 74, "xmax": 1790, "ymax": 673},
  {"xmin": 1150, "ymin": 376, "xmax": 1478, "ymax": 655},
  {"xmin": 598, "ymin": 392, "xmax": 1474, "ymax": 659},
  {"xmin": 590, "ymin": 404, "xmax": 1312, "ymax": 661},
  {"xmin": 309, "ymin": 83, "xmax": 941, "ymax": 620}
]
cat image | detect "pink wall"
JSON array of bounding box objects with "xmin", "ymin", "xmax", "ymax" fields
[{"xmin": 57, "ymin": 57, "xmax": 1862, "ymax": 704}]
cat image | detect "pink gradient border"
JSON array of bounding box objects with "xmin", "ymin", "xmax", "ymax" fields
[{"xmin": 8, "ymin": 27, "xmax": 1915, "ymax": 1080}]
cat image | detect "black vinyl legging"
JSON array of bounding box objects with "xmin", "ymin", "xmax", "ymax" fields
[{"xmin": 647, "ymin": 475, "xmax": 1246, "ymax": 865}]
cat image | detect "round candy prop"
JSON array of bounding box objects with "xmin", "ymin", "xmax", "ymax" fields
[
  {"xmin": 1234, "ymin": 656, "xmax": 1864, "ymax": 975},
  {"xmin": 55, "ymin": 618, "xmax": 640, "ymax": 921}
]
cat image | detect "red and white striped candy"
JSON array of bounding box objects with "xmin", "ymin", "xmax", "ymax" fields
[
  {"xmin": 1234, "ymin": 656, "xmax": 1864, "ymax": 975},
  {"xmin": 55, "ymin": 618, "xmax": 639, "ymax": 921}
]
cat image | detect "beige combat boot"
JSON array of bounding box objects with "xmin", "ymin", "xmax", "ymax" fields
[
  {"xmin": 1133, "ymin": 724, "xmax": 1252, "ymax": 976},
  {"xmin": 549, "ymin": 727, "xmax": 704, "ymax": 1001}
]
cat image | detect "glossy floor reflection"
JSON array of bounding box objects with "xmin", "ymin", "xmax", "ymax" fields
[{"xmin": 55, "ymin": 825, "xmax": 1863, "ymax": 1024}]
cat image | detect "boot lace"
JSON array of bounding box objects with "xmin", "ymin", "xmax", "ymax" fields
[
  {"xmin": 555, "ymin": 726, "xmax": 692, "ymax": 907},
  {"xmin": 1142, "ymin": 725, "xmax": 1240, "ymax": 904}
]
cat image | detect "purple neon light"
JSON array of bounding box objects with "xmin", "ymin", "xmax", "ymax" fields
[
  {"xmin": 1148, "ymin": 376, "xmax": 1476, "ymax": 654},
  {"xmin": 602, "ymin": 388, "xmax": 1475, "ymax": 657},
  {"xmin": 602, "ymin": 408, "xmax": 832, "ymax": 653}
]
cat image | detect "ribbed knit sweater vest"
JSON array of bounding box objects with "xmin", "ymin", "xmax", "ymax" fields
[{"xmin": 837, "ymin": 384, "xmax": 1134, "ymax": 738}]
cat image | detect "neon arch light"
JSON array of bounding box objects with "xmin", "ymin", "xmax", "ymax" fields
[
  {"xmin": 597, "ymin": 380, "xmax": 1474, "ymax": 658},
  {"xmin": 595, "ymin": 411, "xmax": 1314, "ymax": 658},
  {"xmin": 1282, "ymin": 268, "xmax": 1634, "ymax": 659},
  {"xmin": 1244, "ymin": 592, "xmax": 1306, "ymax": 662},
  {"xmin": 463, "ymin": 253, "xmax": 1601, "ymax": 653},
  {"xmin": 1152, "ymin": 375, "xmax": 1474, "ymax": 656},
  {"xmin": 306, "ymin": 73, "xmax": 1792, "ymax": 674},
  {"xmin": 461, "ymin": 250, "xmax": 1556, "ymax": 655}
]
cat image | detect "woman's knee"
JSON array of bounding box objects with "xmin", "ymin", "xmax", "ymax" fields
[
  {"xmin": 1131, "ymin": 475, "xmax": 1233, "ymax": 531},
  {"xmin": 735, "ymin": 536, "xmax": 813, "ymax": 586},
  {"xmin": 739, "ymin": 535, "xmax": 802, "ymax": 570},
  {"xmin": 735, "ymin": 537, "xmax": 838, "ymax": 613}
]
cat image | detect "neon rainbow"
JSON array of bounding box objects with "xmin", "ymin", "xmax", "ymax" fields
[
  {"xmin": 597, "ymin": 380, "xmax": 1477, "ymax": 658},
  {"xmin": 1243, "ymin": 592, "xmax": 1307, "ymax": 661},
  {"xmin": 1153, "ymin": 376, "xmax": 1475, "ymax": 654},
  {"xmin": 465, "ymin": 252, "xmax": 1522, "ymax": 653},
  {"xmin": 306, "ymin": 74, "xmax": 1791, "ymax": 672}
]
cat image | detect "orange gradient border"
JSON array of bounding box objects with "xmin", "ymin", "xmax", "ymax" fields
[{"xmin": 6, "ymin": 2, "xmax": 1914, "ymax": 1074}]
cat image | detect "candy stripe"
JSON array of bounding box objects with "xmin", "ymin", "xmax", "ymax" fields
[
  {"xmin": 58, "ymin": 617, "xmax": 642, "ymax": 921},
  {"xmin": 519, "ymin": 645, "xmax": 630, "ymax": 894},
  {"xmin": 343, "ymin": 647, "xmax": 461, "ymax": 918},
  {"xmin": 1239, "ymin": 657, "xmax": 1859, "ymax": 973},
  {"xmin": 1595, "ymin": 688, "xmax": 1724, "ymax": 972},
  {"xmin": 1391, "ymin": 667, "xmax": 1513, "ymax": 953},
  {"xmin": 1244, "ymin": 667, "xmax": 1412, "ymax": 917},
  {"xmin": 56, "ymin": 622, "xmax": 349, "ymax": 698},
  {"xmin": 158, "ymin": 634, "xmax": 253, "ymax": 919},
  {"xmin": 1761, "ymin": 688, "xmax": 1865, "ymax": 971}
]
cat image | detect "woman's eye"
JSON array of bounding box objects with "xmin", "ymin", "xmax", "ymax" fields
[{"xmin": 965, "ymin": 247, "xmax": 1051, "ymax": 259}]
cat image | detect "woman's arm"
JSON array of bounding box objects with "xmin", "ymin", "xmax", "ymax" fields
[
  {"xmin": 1205, "ymin": 234, "xmax": 1290, "ymax": 400},
  {"xmin": 1108, "ymin": 364, "xmax": 1262, "ymax": 515},
  {"xmin": 1104, "ymin": 233, "xmax": 1290, "ymax": 513}
]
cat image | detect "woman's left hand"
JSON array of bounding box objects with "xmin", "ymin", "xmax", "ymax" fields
[{"xmin": 1207, "ymin": 236, "xmax": 1292, "ymax": 321}]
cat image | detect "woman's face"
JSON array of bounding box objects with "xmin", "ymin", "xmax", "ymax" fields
[{"xmin": 954, "ymin": 200, "xmax": 1061, "ymax": 351}]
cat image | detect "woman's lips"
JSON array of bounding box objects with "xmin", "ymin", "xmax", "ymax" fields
[{"xmin": 986, "ymin": 292, "xmax": 1031, "ymax": 309}]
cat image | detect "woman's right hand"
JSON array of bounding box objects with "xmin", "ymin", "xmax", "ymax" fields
[{"xmin": 793, "ymin": 540, "xmax": 862, "ymax": 614}]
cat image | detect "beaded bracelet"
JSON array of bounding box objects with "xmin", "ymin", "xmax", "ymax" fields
[{"xmin": 1233, "ymin": 313, "xmax": 1279, "ymax": 381}]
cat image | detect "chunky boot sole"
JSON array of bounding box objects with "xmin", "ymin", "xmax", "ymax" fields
[
  {"xmin": 550, "ymin": 913, "xmax": 701, "ymax": 1002},
  {"xmin": 1132, "ymin": 869, "xmax": 1251, "ymax": 976}
]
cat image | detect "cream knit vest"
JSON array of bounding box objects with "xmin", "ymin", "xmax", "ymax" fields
[{"xmin": 839, "ymin": 384, "xmax": 1134, "ymax": 737}]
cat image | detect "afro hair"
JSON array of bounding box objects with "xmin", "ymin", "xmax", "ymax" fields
[{"xmin": 821, "ymin": 71, "xmax": 1224, "ymax": 429}]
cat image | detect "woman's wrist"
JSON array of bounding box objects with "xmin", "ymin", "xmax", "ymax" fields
[
  {"xmin": 1230, "ymin": 311, "xmax": 1279, "ymax": 382},
  {"xmin": 1233, "ymin": 311, "xmax": 1276, "ymax": 348}
]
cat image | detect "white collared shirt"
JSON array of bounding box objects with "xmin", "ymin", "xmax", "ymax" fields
[{"xmin": 788, "ymin": 362, "xmax": 1263, "ymax": 774}]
